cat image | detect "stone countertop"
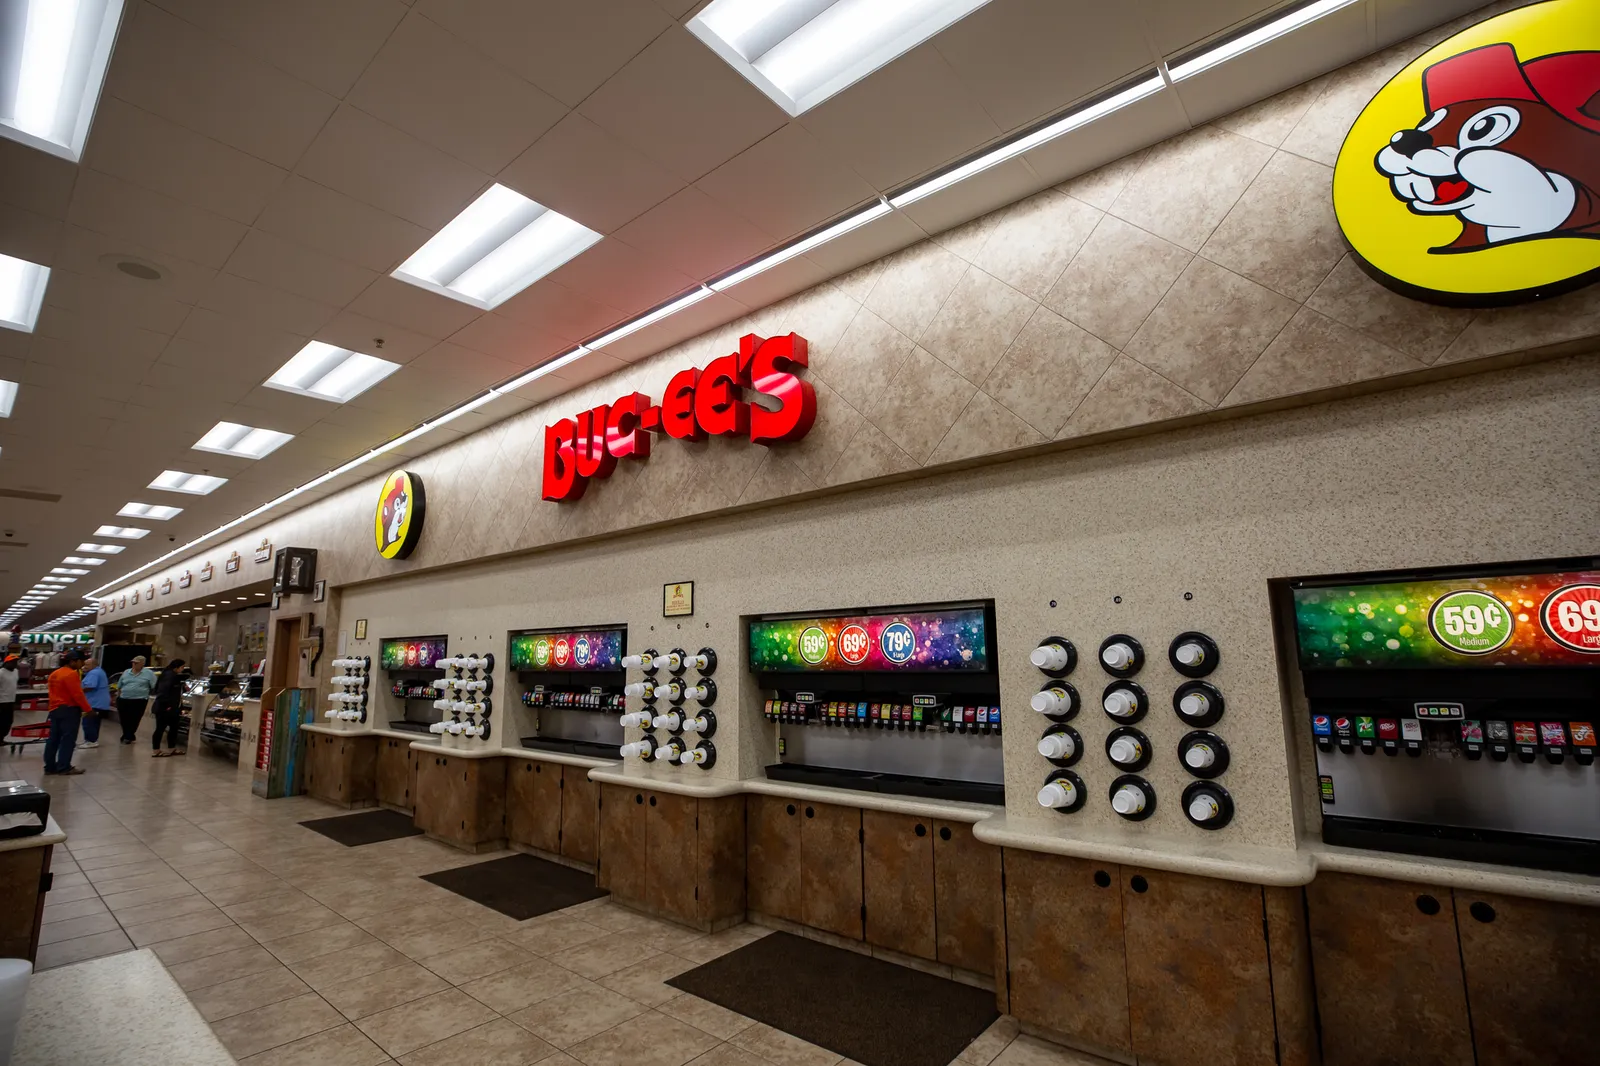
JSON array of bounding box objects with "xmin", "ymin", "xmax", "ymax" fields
[
  {"xmin": 1305, "ymin": 840, "xmax": 1600, "ymax": 906},
  {"xmin": 407, "ymin": 740, "xmax": 501, "ymax": 759},
  {"xmin": 13, "ymin": 948, "xmax": 235, "ymax": 1065},
  {"xmin": 299, "ymin": 722, "xmax": 346, "ymax": 736},
  {"xmin": 0, "ymin": 815, "xmax": 65, "ymax": 854},
  {"xmin": 504, "ymin": 747, "xmax": 619, "ymax": 770}
]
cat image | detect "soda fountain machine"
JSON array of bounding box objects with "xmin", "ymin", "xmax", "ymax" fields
[
  {"xmin": 749, "ymin": 601, "xmax": 1003, "ymax": 803},
  {"xmin": 1290, "ymin": 559, "xmax": 1600, "ymax": 873},
  {"xmin": 379, "ymin": 635, "xmax": 448, "ymax": 734},
  {"xmin": 511, "ymin": 626, "xmax": 627, "ymax": 760}
]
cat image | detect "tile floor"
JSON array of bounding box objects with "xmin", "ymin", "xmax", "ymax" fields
[{"xmin": 10, "ymin": 740, "xmax": 1103, "ymax": 1066}]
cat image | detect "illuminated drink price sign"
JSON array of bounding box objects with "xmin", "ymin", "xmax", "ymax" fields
[
  {"xmin": 509, "ymin": 628, "xmax": 624, "ymax": 672},
  {"xmin": 1542, "ymin": 584, "xmax": 1600, "ymax": 654},
  {"xmin": 748, "ymin": 606, "xmax": 990, "ymax": 673},
  {"xmin": 1428, "ymin": 590, "xmax": 1514, "ymax": 655}
]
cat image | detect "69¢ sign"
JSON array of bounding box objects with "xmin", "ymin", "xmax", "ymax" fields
[{"xmin": 1542, "ymin": 584, "xmax": 1600, "ymax": 654}]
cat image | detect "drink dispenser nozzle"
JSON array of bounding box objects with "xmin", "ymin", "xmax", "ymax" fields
[
  {"xmin": 1104, "ymin": 688, "xmax": 1139, "ymax": 718},
  {"xmin": 1037, "ymin": 732, "xmax": 1076, "ymax": 760},
  {"xmin": 1030, "ymin": 641, "xmax": 1074, "ymax": 673},
  {"xmin": 1188, "ymin": 793, "xmax": 1221, "ymax": 822},
  {"xmin": 652, "ymin": 710, "xmax": 682, "ymax": 732},
  {"xmin": 1037, "ymin": 779, "xmax": 1078, "ymax": 809},
  {"xmin": 1030, "ymin": 685, "xmax": 1075, "ymax": 717},
  {"xmin": 619, "ymin": 740, "xmax": 653, "ymax": 760},
  {"xmin": 621, "ymin": 652, "xmax": 653, "ymax": 670},
  {"xmin": 619, "ymin": 711, "xmax": 651, "ymax": 729},
  {"xmin": 624, "ymin": 681, "xmax": 653, "ymax": 699},
  {"xmin": 1112, "ymin": 783, "xmax": 1147, "ymax": 816},
  {"xmin": 653, "ymin": 679, "xmax": 682, "ymax": 702},
  {"xmin": 1184, "ymin": 742, "xmax": 1216, "ymax": 770},
  {"xmin": 1102, "ymin": 642, "xmax": 1136, "ymax": 670}
]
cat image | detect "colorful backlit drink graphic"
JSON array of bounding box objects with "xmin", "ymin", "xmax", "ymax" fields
[
  {"xmin": 509, "ymin": 629, "xmax": 624, "ymax": 672},
  {"xmin": 748, "ymin": 606, "xmax": 990, "ymax": 673},
  {"xmin": 380, "ymin": 637, "xmax": 448, "ymax": 670}
]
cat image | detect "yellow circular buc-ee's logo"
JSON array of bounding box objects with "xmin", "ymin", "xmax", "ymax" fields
[
  {"xmin": 375, "ymin": 470, "xmax": 425, "ymax": 560},
  {"xmin": 1334, "ymin": 0, "xmax": 1600, "ymax": 306}
]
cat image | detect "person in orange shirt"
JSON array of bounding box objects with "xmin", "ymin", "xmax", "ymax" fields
[{"xmin": 44, "ymin": 648, "xmax": 92, "ymax": 776}]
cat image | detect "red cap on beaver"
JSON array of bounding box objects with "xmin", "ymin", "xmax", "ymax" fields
[{"xmin": 1425, "ymin": 42, "xmax": 1600, "ymax": 133}]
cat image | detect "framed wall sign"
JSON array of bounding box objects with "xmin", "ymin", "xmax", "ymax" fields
[
  {"xmin": 354, "ymin": 619, "xmax": 368, "ymax": 641},
  {"xmin": 664, "ymin": 581, "xmax": 694, "ymax": 618},
  {"xmin": 313, "ymin": 580, "xmax": 326, "ymax": 603},
  {"xmin": 271, "ymin": 591, "xmax": 281, "ymax": 610}
]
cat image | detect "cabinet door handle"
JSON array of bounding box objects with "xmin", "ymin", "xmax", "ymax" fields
[
  {"xmin": 649, "ymin": 796, "xmax": 656, "ymax": 807},
  {"xmin": 938, "ymin": 826, "xmax": 951, "ymax": 841},
  {"xmin": 635, "ymin": 794, "xmax": 644, "ymax": 805},
  {"xmin": 1129, "ymin": 874, "xmax": 1149, "ymax": 893},
  {"xmin": 804, "ymin": 806, "xmax": 814, "ymax": 818},
  {"xmin": 1415, "ymin": 894, "xmax": 1441, "ymax": 915},
  {"xmin": 786, "ymin": 804, "xmax": 796, "ymax": 816},
  {"xmin": 914, "ymin": 824, "xmax": 926, "ymax": 837},
  {"xmin": 1093, "ymin": 870, "xmax": 1111, "ymax": 888},
  {"xmin": 1468, "ymin": 901, "xmax": 1495, "ymax": 923}
]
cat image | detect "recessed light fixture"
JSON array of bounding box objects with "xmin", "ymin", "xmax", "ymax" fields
[
  {"xmin": 45, "ymin": 576, "xmax": 76, "ymax": 583},
  {"xmin": 62, "ymin": 556, "xmax": 104, "ymax": 565},
  {"xmin": 1167, "ymin": 0, "xmax": 1362, "ymax": 81},
  {"xmin": 393, "ymin": 184, "xmax": 602, "ymax": 310},
  {"xmin": 0, "ymin": 0, "xmax": 124, "ymax": 161},
  {"xmin": 0, "ymin": 252, "xmax": 49, "ymax": 333},
  {"xmin": 51, "ymin": 567, "xmax": 89, "ymax": 575},
  {"xmin": 689, "ymin": 0, "xmax": 992, "ymax": 116},
  {"xmin": 265, "ymin": 341, "xmax": 401, "ymax": 404},
  {"xmin": 0, "ymin": 377, "xmax": 19, "ymax": 415},
  {"xmin": 148, "ymin": 470, "xmax": 227, "ymax": 495},
  {"xmin": 77, "ymin": 542, "xmax": 125, "ymax": 553},
  {"xmin": 193, "ymin": 421, "xmax": 293, "ymax": 460},
  {"xmin": 118, "ymin": 502, "xmax": 183, "ymax": 520},
  {"xmin": 94, "ymin": 525, "xmax": 149, "ymax": 539}
]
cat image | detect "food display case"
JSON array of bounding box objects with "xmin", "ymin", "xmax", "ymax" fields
[
  {"xmin": 380, "ymin": 635, "xmax": 448, "ymax": 734},
  {"xmin": 510, "ymin": 625, "xmax": 626, "ymax": 760},
  {"xmin": 197, "ymin": 674, "xmax": 246, "ymax": 761},
  {"xmin": 749, "ymin": 601, "xmax": 1004, "ymax": 803}
]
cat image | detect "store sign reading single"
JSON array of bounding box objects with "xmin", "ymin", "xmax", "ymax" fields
[
  {"xmin": 1334, "ymin": 0, "xmax": 1600, "ymax": 304},
  {"xmin": 376, "ymin": 470, "xmax": 425, "ymax": 560},
  {"xmin": 542, "ymin": 332, "xmax": 816, "ymax": 502}
]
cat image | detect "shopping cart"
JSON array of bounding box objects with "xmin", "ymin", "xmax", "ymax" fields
[{"xmin": 4, "ymin": 722, "xmax": 48, "ymax": 756}]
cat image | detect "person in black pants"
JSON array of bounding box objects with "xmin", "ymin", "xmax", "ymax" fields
[
  {"xmin": 115, "ymin": 655, "xmax": 157, "ymax": 744},
  {"xmin": 150, "ymin": 659, "xmax": 189, "ymax": 757}
]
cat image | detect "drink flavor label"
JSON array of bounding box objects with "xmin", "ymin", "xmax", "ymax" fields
[
  {"xmin": 1377, "ymin": 719, "xmax": 1400, "ymax": 739},
  {"xmin": 1570, "ymin": 722, "xmax": 1596, "ymax": 747},
  {"xmin": 1486, "ymin": 720, "xmax": 1512, "ymax": 741},
  {"xmin": 1402, "ymin": 719, "xmax": 1425, "ymax": 741},
  {"xmin": 1313, "ymin": 715, "xmax": 1332, "ymax": 735},
  {"xmin": 1335, "ymin": 717, "xmax": 1353, "ymax": 735},
  {"xmin": 1356, "ymin": 717, "xmax": 1377, "ymax": 738},
  {"xmin": 1513, "ymin": 722, "xmax": 1539, "ymax": 745},
  {"xmin": 1540, "ymin": 722, "xmax": 1568, "ymax": 746},
  {"xmin": 1459, "ymin": 720, "xmax": 1484, "ymax": 743}
]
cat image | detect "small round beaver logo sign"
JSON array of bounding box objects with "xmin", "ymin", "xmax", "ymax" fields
[
  {"xmin": 375, "ymin": 470, "xmax": 425, "ymax": 561},
  {"xmin": 1334, "ymin": 1, "xmax": 1600, "ymax": 305}
]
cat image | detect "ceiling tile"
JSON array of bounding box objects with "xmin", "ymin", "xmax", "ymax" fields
[
  {"xmin": 315, "ymin": 310, "xmax": 439, "ymax": 365},
  {"xmin": 223, "ymin": 230, "xmax": 379, "ymax": 307},
  {"xmin": 29, "ymin": 311, "xmax": 170, "ymax": 364},
  {"xmin": 67, "ymin": 169, "xmax": 248, "ymax": 270},
  {"xmin": 254, "ymin": 177, "xmax": 431, "ymax": 277},
  {"xmin": 147, "ymin": 0, "xmax": 408, "ymax": 97},
  {"xmin": 544, "ymin": 239, "xmax": 696, "ymax": 319},
  {"xmin": 82, "ymin": 98, "xmax": 288, "ymax": 225},
  {"xmin": 498, "ymin": 112, "xmax": 684, "ymax": 235},
  {"xmin": 1137, "ymin": 0, "xmax": 1279, "ymax": 56},
  {"xmin": 105, "ymin": 2, "xmax": 339, "ymax": 169},
  {"xmin": 934, "ymin": 0, "xmax": 1154, "ymax": 133},
  {"xmin": 611, "ymin": 187, "xmax": 772, "ymax": 281},
  {"xmin": 0, "ymin": 137, "xmax": 79, "ymax": 220},
  {"xmin": 800, "ymin": 43, "xmax": 1002, "ymax": 191},
  {"xmin": 347, "ymin": 275, "xmax": 485, "ymax": 340},
  {"xmin": 407, "ymin": 340, "xmax": 525, "ymax": 385},
  {"xmin": 417, "ymin": 0, "xmax": 674, "ymax": 109},
  {"xmin": 346, "ymin": 12, "xmax": 569, "ymax": 174},
  {"xmin": 442, "ymin": 316, "xmax": 573, "ymax": 369},
  {"xmin": 195, "ymin": 272, "xmax": 340, "ymax": 337},
  {"xmin": 493, "ymin": 280, "xmax": 622, "ymax": 346},
  {"xmin": 578, "ymin": 26, "xmax": 787, "ymax": 184},
  {"xmin": 52, "ymin": 225, "xmax": 217, "ymax": 306},
  {"xmin": 0, "ymin": 201, "xmax": 64, "ymax": 268},
  {"xmin": 695, "ymin": 122, "xmax": 878, "ymax": 244},
  {"xmin": 294, "ymin": 105, "xmax": 492, "ymax": 230},
  {"xmin": 172, "ymin": 308, "xmax": 305, "ymax": 367}
]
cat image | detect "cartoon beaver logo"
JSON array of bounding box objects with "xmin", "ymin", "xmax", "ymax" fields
[
  {"xmin": 1334, "ymin": 0, "xmax": 1600, "ymax": 305},
  {"xmin": 374, "ymin": 470, "xmax": 425, "ymax": 560}
]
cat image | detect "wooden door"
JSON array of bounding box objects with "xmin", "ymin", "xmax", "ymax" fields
[
  {"xmin": 695, "ymin": 795, "xmax": 746, "ymax": 926},
  {"xmin": 342, "ymin": 736, "xmax": 377, "ymax": 805},
  {"xmin": 645, "ymin": 792, "xmax": 699, "ymax": 925},
  {"xmin": 560, "ymin": 766, "xmax": 600, "ymax": 864},
  {"xmin": 412, "ymin": 753, "xmax": 443, "ymax": 836},
  {"xmin": 746, "ymin": 795, "xmax": 803, "ymax": 923},
  {"xmin": 1455, "ymin": 889, "xmax": 1600, "ymax": 1066},
  {"xmin": 507, "ymin": 761, "xmax": 561, "ymax": 852},
  {"xmin": 800, "ymin": 801, "xmax": 862, "ymax": 940},
  {"xmin": 1306, "ymin": 872, "xmax": 1474, "ymax": 1066},
  {"xmin": 269, "ymin": 618, "xmax": 300, "ymax": 690},
  {"xmin": 0, "ymin": 848, "xmax": 48, "ymax": 961},
  {"xmin": 932, "ymin": 820, "xmax": 999, "ymax": 974},
  {"xmin": 1121, "ymin": 867, "xmax": 1277, "ymax": 1066},
  {"xmin": 376, "ymin": 739, "xmax": 411, "ymax": 810},
  {"xmin": 1003, "ymin": 849, "xmax": 1131, "ymax": 1058},
  {"xmin": 599, "ymin": 785, "xmax": 647, "ymax": 905},
  {"xmin": 862, "ymin": 810, "xmax": 935, "ymax": 960},
  {"xmin": 304, "ymin": 734, "xmax": 334, "ymax": 802}
]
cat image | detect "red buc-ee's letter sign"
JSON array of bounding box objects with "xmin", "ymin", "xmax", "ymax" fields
[{"xmin": 541, "ymin": 333, "xmax": 815, "ymax": 502}]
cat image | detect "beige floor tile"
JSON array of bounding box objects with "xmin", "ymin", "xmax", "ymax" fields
[
  {"xmin": 509, "ymin": 985, "xmax": 649, "ymax": 1048},
  {"xmin": 263, "ymin": 920, "xmax": 381, "ymax": 964},
  {"xmin": 34, "ymin": 928, "xmax": 132, "ymax": 970},
  {"xmin": 380, "ymin": 917, "xmax": 494, "ymax": 960},
  {"xmin": 235, "ymin": 902, "xmax": 347, "ymax": 942},
  {"xmin": 399, "ymin": 1017, "xmax": 558, "ymax": 1066},
  {"xmin": 568, "ymin": 1010, "xmax": 719, "ymax": 1066},
  {"xmin": 42, "ymin": 881, "xmax": 99, "ymax": 904},
  {"xmin": 113, "ymin": 893, "xmax": 224, "ymax": 926},
  {"xmin": 674, "ymin": 925, "xmax": 769, "ymax": 964},
  {"xmin": 510, "ymin": 915, "xmax": 612, "ymax": 956},
  {"xmin": 210, "ymin": 992, "xmax": 346, "ymax": 1059},
  {"xmin": 189, "ymin": 963, "xmax": 312, "ymax": 1021},
  {"xmin": 323, "ymin": 959, "xmax": 451, "ymax": 1020},
  {"xmin": 658, "ymin": 993, "xmax": 758, "ymax": 1040},
  {"xmin": 124, "ymin": 906, "xmax": 237, "ymax": 946},
  {"xmin": 85, "ymin": 859, "xmax": 172, "ymax": 884},
  {"xmin": 987, "ymin": 1034, "xmax": 1109, "ymax": 1066},
  {"xmin": 729, "ymin": 1024, "xmax": 844, "ymax": 1066},
  {"xmin": 166, "ymin": 943, "xmax": 282, "ymax": 990},
  {"xmin": 100, "ymin": 880, "xmax": 205, "ymax": 911},
  {"xmin": 89, "ymin": 869, "xmax": 190, "ymax": 896},
  {"xmin": 459, "ymin": 958, "xmax": 590, "ymax": 1014},
  {"xmin": 236, "ymin": 1021, "xmax": 391, "ymax": 1066},
  {"xmin": 224, "ymin": 889, "xmax": 322, "ymax": 923},
  {"xmin": 958, "ymin": 1017, "xmax": 1021, "ymax": 1066},
  {"xmin": 41, "ymin": 895, "xmax": 109, "ymax": 922},
  {"xmin": 547, "ymin": 933, "xmax": 660, "ymax": 979},
  {"xmin": 201, "ymin": 876, "xmax": 295, "ymax": 907},
  {"xmin": 599, "ymin": 953, "xmax": 696, "ymax": 1007},
  {"xmin": 291, "ymin": 938, "xmax": 410, "ymax": 991},
  {"xmin": 39, "ymin": 911, "xmax": 121, "ymax": 945},
  {"xmin": 149, "ymin": 923, "xmax": 258, "ymax": 964},
  {"xmin": 419, "ymin": 937, "xmax": 537, "ymax": 984},
  {"xmin": 355, "ymin": 988, "xmax": 499, "ymax": 1058},
  {"xmin": 685, "ymin": 1045, "xmax": 773, "ymax": 1066}
]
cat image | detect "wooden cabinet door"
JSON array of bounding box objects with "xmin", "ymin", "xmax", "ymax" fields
[
  {"xmin": 507, "ymin": 761, "xmax": 561, "ymax": 852},
  {"xmin": 1003, "ymin": 849, "xmax": 1131, "ymax": 1059},
  {"xmin": 0, "ymin": 847, "xmax": 47, "ymax": 961},
  {"xmin": 560, "ymin": 766, "xmax": 600, "ymax": 864},
  {"xmin": 1455, "ymin": 889, "xmax": 1600, "ymax": 1066},
  {"xmin": 599, "ymin": 785, "xmax": 647, "ymax": 905},
  {"xmin": 376, "ymin": 739, "xmax": 411, "ymax": 809},
  {"xmin": 304, "ymin": 735, "xmax": 334, "ymax": 802},
  {"xmin": 341, "ymin": 736, "xmax": 377, "ymax": 805},
  {"xmin": 932, "ymin": 820, "xmax": 999, "ymax": 975},
  {"xmin": 645, "ymin": 793, "xmax": 700, "ymax": 925},
  {"xmin": 1121, "ymin": 867, "xmax": 1277, "ymax": 1066},
  {"xmin": 800, "ymin": 801, "xmax": 863, "ymax": 940},
  {"xmin": 746, "ymin": 795, "xmax": 803, "ymax": 923},
  {"xmin": 696, "ymin": 795, "xmax": 746, "ymax": 926},
  {"xmin": 412, "ymin": 753, "xmax": 446, "ymax": 837},
  {"xmin": 862, "ymin": 810, "xmax": 935, "ymax": 960},
  {"xmin": 1306, "ymin": 872, "xmax": 1473, "ymax": 1066}
]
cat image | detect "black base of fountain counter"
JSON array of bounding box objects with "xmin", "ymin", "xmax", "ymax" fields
[
  {"xmin": 387, "ymin": 720, "xmax": 433, "ymax": 735},
  {"xmin": 520, "ymin": 736, "xmax": 623, "ymax": 761},
  {"xmin": 764, "ymin": 763, "xmax": 1003, "ymax": 805}
]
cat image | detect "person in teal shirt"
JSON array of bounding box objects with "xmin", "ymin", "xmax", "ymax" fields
[
  {"xmin": 80, "ymin": 656, "xmax": 110, "ymax": 748},
  {"xmin": 116, "ymin": 656, "xmax": 157, "ymax": 745}
]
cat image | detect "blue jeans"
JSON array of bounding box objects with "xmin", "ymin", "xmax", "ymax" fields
[
  {"xmin": 83, "ymin": 710, "xmax": 102, "ymax": 743},
  {"xmin": 43, "ymin": 708, "xmax": 81, "ymax": 773}
]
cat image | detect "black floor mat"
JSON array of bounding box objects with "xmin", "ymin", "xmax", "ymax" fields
[
  {"xmin": 421, "ymin": 853, "xmax": 607, "ymax": 920},
  {"xmin": 668, "ymin": 931, "xmax": 998, "ymax": 1066},
  {"xmin": 300, "ymin": 809, "xmax": 423, "ymax": 847}
]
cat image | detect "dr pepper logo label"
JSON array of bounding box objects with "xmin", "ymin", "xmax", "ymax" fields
[
  {"xmin": 542, "ymin": 332, "xmax": 815, "ymax": 502},
  {"xmin": 1334, "ymin": 1, "xmax": 1600, "ymax": 305}
]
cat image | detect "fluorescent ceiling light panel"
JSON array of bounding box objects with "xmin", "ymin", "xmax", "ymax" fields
[
  {"xmin": 62, "ymin": 557, "xmax": 104, "ymax": 565},
  {"xmin": 889, "ymin": 75, "xmax": 1165, "ymax": 208},
  {"xmin": 1167, "ymin": 0, "xmax": 1361, "ymax": 81},
  {"xmin": 0, "ymin": 254, "xmax": 49, "ymax": 334},
  {"xmin": 77, "ymin": 542, "xmax": 125, "ymax": 553},
  {"xmin": 0, "ymin": 0, "xmax": 123, "ymax": 160},
  {"xmin": 0, "ymin": 378, "xmax": 17, "ymax": 417},
  {"xmin": 94, "ymin": 525, "xmax": 149, "ymax": 539},
  {"xmin": 46, "ymin": 576, "xmax": 76, "ymax": 583},
  {"xmin": 193, "ymin": 421, "xmax": 292, "ymax": 460},
  {"xmin": 148, "ymin": 470, "xmax": 227, "ymax": 495},
  {"xmin": 118, "ymin": 502, "xmax": 182, "ymax": 520},
  {"xmin": 690, "ymin": 0, "xmax": 992, "ymax": 115},
  {"xmin": 51, "ymin": 568, "xmax": 88, "ymax": 575},
  {"xmin": 394, "ymin": 184, "xmax": 602, "ymax": 310},
  {"xmin": 265, "ymin": 341, "xmax": 400, "ymax": 403}
]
